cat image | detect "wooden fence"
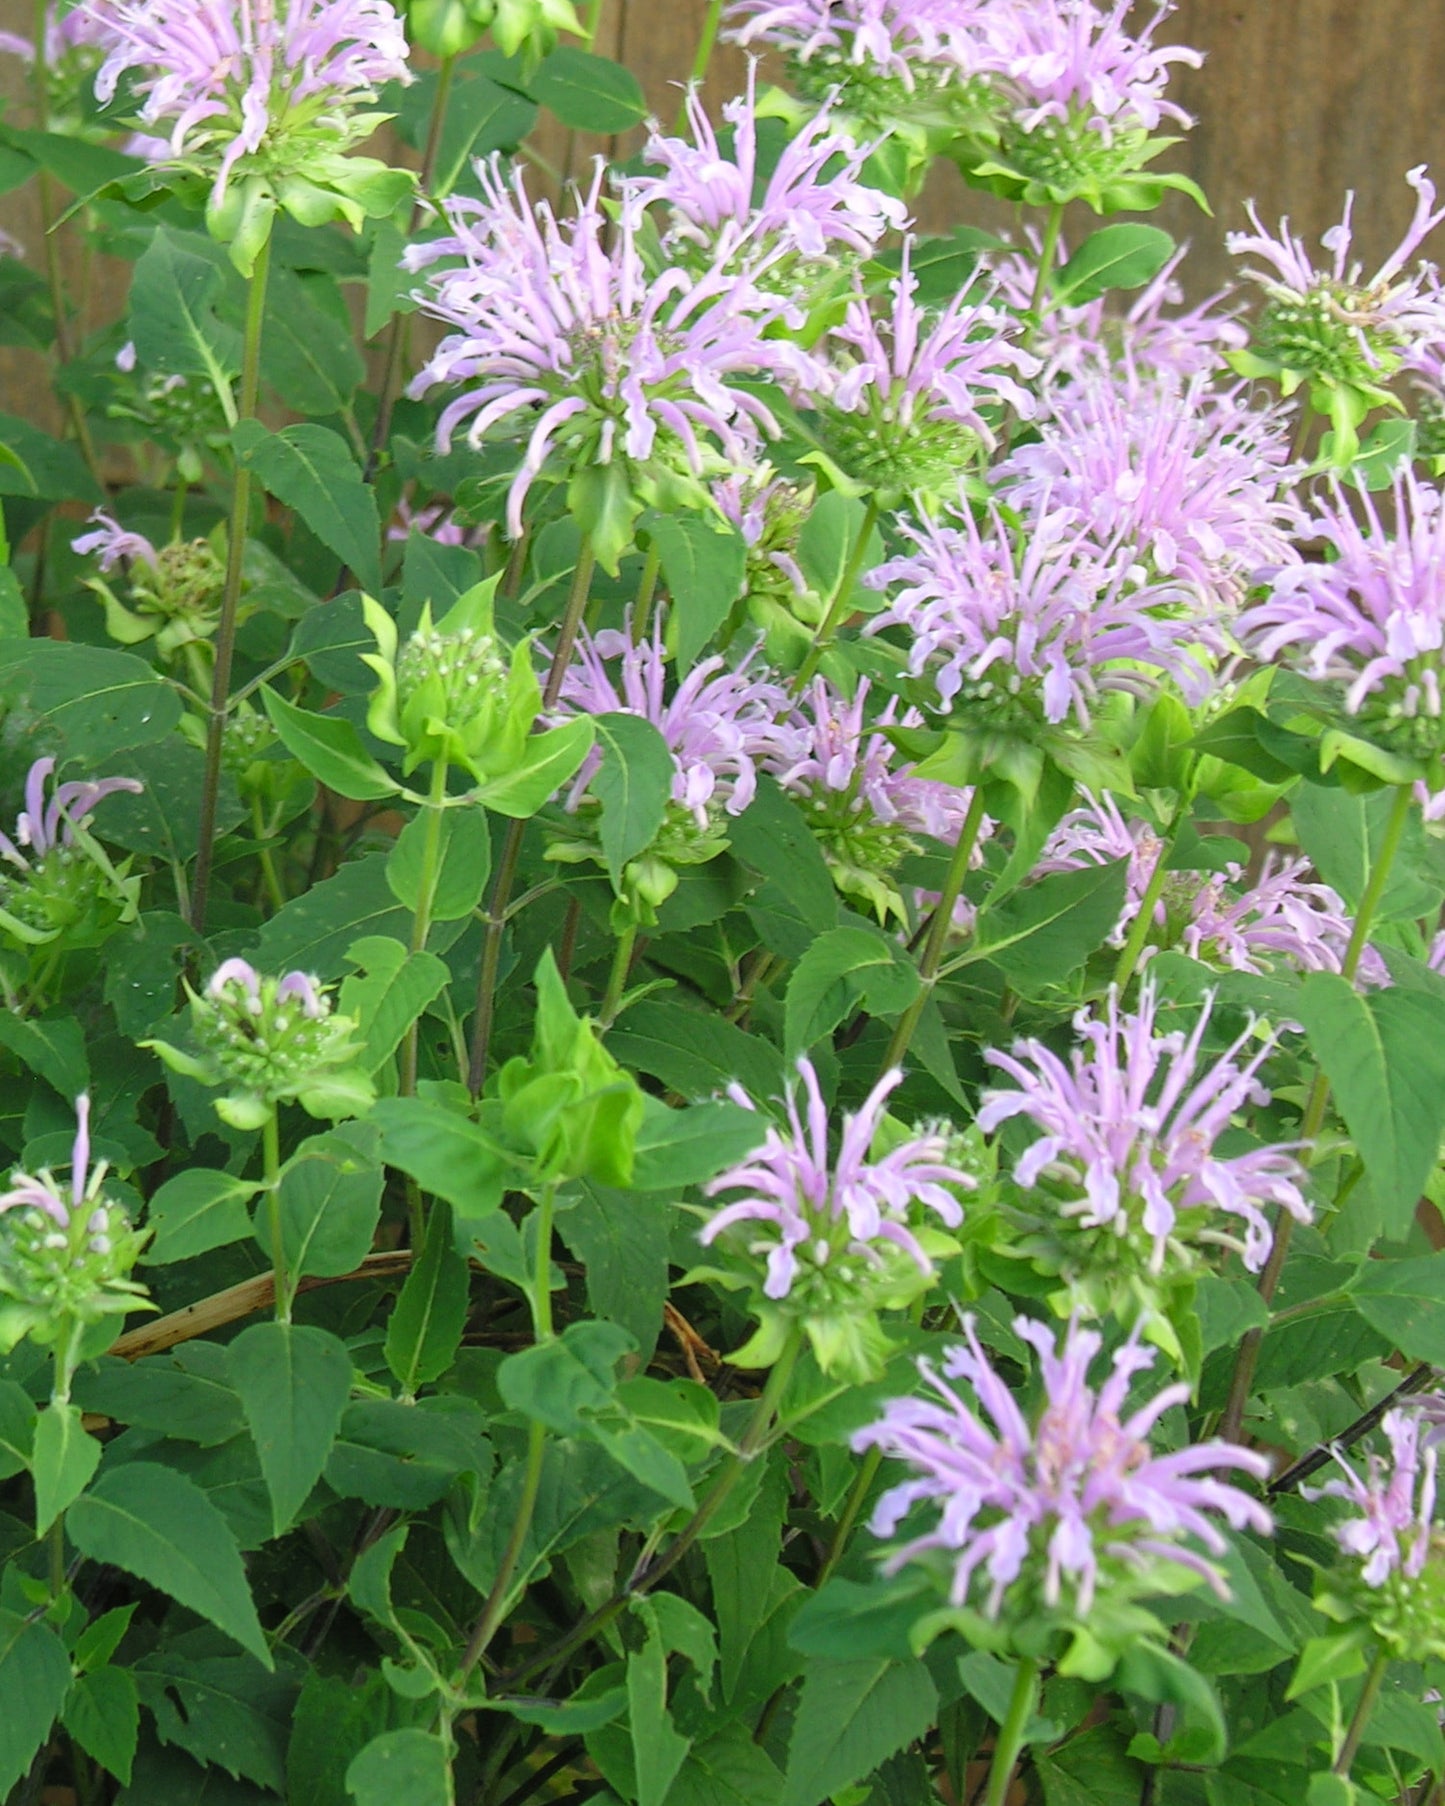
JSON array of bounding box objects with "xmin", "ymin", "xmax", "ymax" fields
[{"xmin": 1, "ymin": 0, "xmax": 1443, "ymax": 424}]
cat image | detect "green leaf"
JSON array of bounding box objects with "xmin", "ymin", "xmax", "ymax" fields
[
  {"xmin": 371, "ymin": 1095, "xmax": 512, "ymax": 1220},
  {"xmin": 0, "ymin": 408, "xmax": 101, "ymax": 502},
  {"xmin": 261, "ymin": 686, "xmax": 398, "ymax": 801},
  {"xmin": 728, "ymin": 775, "xmax": 838, "ymax": 936},
  {"xmin": 782, "ymin": 1657, "xmax": 939, "ymax": 1806},
  {"xmin": 1352, "ymin": 1255, "xmax": 1445, "ymax": 1363},
  {"xmin": 73, "ymin": 1349, "xmax": 244, "ymax": 1448},
  {"xmin": 1034, "ymin": 1726, "xmax": 1143, "ymax": 1806},
  {"xmin": 136, "ymin": 1645, "xmax": 296, "ymax": 1792},
  {"xmin": 146, "ymin": 1169, "xmax": 260, "ymax": 1263},
  {"xmin": 324, "ymin": 1397, "xmax": 486, "ymax": 1509},
  {"xmin": 128, "ymin": 226, "xmax": 239, "ymax": 409},
  {"xmin": 0, "ymin": 1612, "xmax": 73, "ymax": 1798},
  {"xmin": 797, "ymin": 490, "xmax": 880, "ymax": 608},
  {"xmin": 1291, "ymin": 783, "xmax": 1438, "ymax": 920},
  {"xmin": 228, "ymin": 1321, "xmax": 354, "ymax": 1535},
  {"xmin": 384, "ymin": 1202, "xmax": 470, "ymax": 1393},
  {"xmin": 347, "ymin": 1728, "xmax": 455, "ymax": 1806},
  {"xmin": 969, "ymin": 860, "xmax": 1129, "ymax": 989},
  {"xmin": 257, "ymin": 854, "xmax": 413, "ymax": 979},
  {"xmin": 0, "ymin": 641, "xmax": 181, "ymax": 759},
  {"xmin": 610, "ymin": 1000, "xmax": 783, "ymax": 1100},
  {"xmin": 474, "ymin": 713, "xmax": 595, "ymax": 819},
  {"xmin": 641, "ymin": 510, "xmax": 747, "ymax": 670},
  {"xmin": 498, "ymin": 1320, "xmax": 694, "ymax": 1509},
  {"xmin": 1054, "ymin": 223, "xmax": 1176, "ymax": 306},
  {"xmin": 288, "ymin": 1670, "xmax": 395, "ymax": 1806},
  {"xmin": 32, "ymin": 1400, "xmax": 100, "ymax": 1534},
  {"xmin": 291, "ymin": 591, "xmax": 376, "ymax": 693},
  {"xmin": 627, "ymin": 1618, "xmax": 692, "ymax": 1806},
  {"xmin": 530, "ymin": 47, "xmax": 647, "ymax": 132},
  {"xmin": 233, "ymin": 421, "xmax": 382, "ymax": 593},
  {"xmin": 91, "ymin": 742, "xmax": 245, "ymax": 868},
  {"xmin": 0, "ymin": 1010, "xmax": 89, "ymax": 1098},
  {"xmin": 560, "ymin": 1184, "xmax": 671, "ymax": 1361},
  {"xmin": 274, "ymin": 1127, "xmax": 385, "ymax": 1284},
  {"xmin": 630, "ymin": 1097, "xmax": 766, "ymax": 1190},
  {"xmin": 784, "ymin": 926, "xmax": 919, "ymax": 1058},
  {"xmin": 1116, "ymin": 1644, "xmax": 1226, "ymax": 1766},
  {"xmin": 431, "ymin": 71, "xmax": 537, "ymax": 198},
  {"xmin": 262, "ymin": 266, "xmax": 365, "ymax": 416},
  {"xmin": 339, "ymin": 937, "xmax": 450, "ymax": 1074},
  {"xmin": 63, "ymin": 1665, "xmax": 140, "ymax": 1786},
  {"xmin": 0, "ymin": 1379, "xmax": 35, "ymax": 1478},
  {"xmin": 386, "ymin": 808, "xmax": 492, "ymax": 923},
  {"xmin": 591, "ymin": 711, "xmax": 675, "ymax": 887},
  {"xmin": 67, "ymin": 1462, "xmax": 270, "ymax": 1666},
  {"xmin": 1295, "ymin": 974, "xmax": 1445, "ymax": 1235}
]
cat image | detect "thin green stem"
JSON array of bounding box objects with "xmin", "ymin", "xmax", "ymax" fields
[
  {"xmin": 1025, "ymin": 203, "xmax": 1065, "ymax": 338},
  {"xmin": 791, "ymin": 498, "xmax": 879, "ymax": 695},
  {"xmin": 1220, "ymin": 781, "xmax": 1415, "ymax": 1440},
  {"xmin": 263, "ymin": 1106, "xmax": 289, "ymax": 1322},
  {"xmin": 818, "ymin": 1446, "xmax": 881, "ymax": 1585},
  {"xmin": 630, "ymin": 542, "xmax": 662, "ymax": 646},
  {"xmin": 599, "ymin": 922, "xmax": 638, "ymax": 1028},
  {"xmin": 458, "ymin": 1184, "xmax": 559, "ymax": 1676},
  {"xmin": 879, "ymin": 786, "xmax": 990, "ymax": 1075},
  {"xmin": 192, "ymin": 229, "xmax": 274, "ymax": 933},
  {"xmin": 400, "ymin": 758, "xmax": 451, "ymax": 1097},
  {"xmin": 982, "ymin": 1657, "xmax": 1039, "ymax": 1806},
  {"xmin": 251, "ymin": 796, "xmax": 286, "ymax": 914},
  {"xmin": 1334, "ymin": 1651, "xmax": 1388, "ymax": 1777},
  {"xmin": 676, "ymin": 0, "xmax": 725, "ymax": 125},
  {"xmin": 468, "ymin": 537, "xmax": 596, "ymax": 1092},
  {"xmin": 1111, "ymin": 825, "xmax": 1179, "ymax": 994}
]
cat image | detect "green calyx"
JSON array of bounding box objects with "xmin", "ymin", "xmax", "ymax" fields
[{"xmin": 495, "ymin": 950, "xmax": 644, "ymax": 1187}]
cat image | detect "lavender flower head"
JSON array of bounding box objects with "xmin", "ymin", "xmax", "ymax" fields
[
  {"xmin": 1037, "ymin": 794, "xmax": 1379, "ymax": 981},
  {"xmin": 1237, "ymin": 468, "xmax": 1445, "ymax": 767},
  {"xmin": 988, "ymin": 0, "xmax": 1201, "ymax": 139},
  {"xmin": 407, "ymin": 158, "xmax": 816, "ymax": 568},
  {"xmin": 866, "ymin": 500, "xmax": 1218, "ymax": 731},
  {"xmin": 988, "ymin": 237, "xmax": 1247, "ymax": 386},
  {"xmin": 855, "ymin": 1314, "xmax": 1271, "ymax": 1630},
  {"xmin": 635, "ymin": 67, "xmax": 906, "ymax": 300},
  {"xmin": 86, "ymin": 0, "xmax": 412, "ymax": 264},
  {"xmin": 818, "ymin": 248, "xmax": 1040, "ymax": 499},
  {"xmin": 997, "ymin": 365, "xmax": 1302, "ymax": 609},
  {"xmin": 0, "ymin": 756, "xmax": 143, "ymax": 960},
  {"xmin": 1306, "ymin": 1409, "xmax": 1436, "ymax": 1588},
  {"xmin": 1227, "ymin": 167, "xmax": 1445, "ymax": 451},
  {"xmin": 0, "ymin": 1093, "xmax": 150, "ymax": 1362},
  {"xmin": 699, "ymin": 1058, "xmax": 971, "ymax": 1377},
  {"xmin": 722, "ymin": 0, "xmax": 1004, "ymax": 121},
  {"xmin": 1302, "ymin": 1408, "xmax": 1445, "ymax": 1660},
  {"xmin": 766, "ymin": 677, "xmax": 980, "ymax": 919},
  {"xmin": 71, "ymin": 510, "xmax": 159, "ymax": 572},
  {"xmin": 0, "ymin": 755, "xmax": 141, "ymax": 874},
  {"xmin": 977, "ymin": 979, "xmax": 1311, "ymax": 1283},
  {"xmin": 559, "ymin": 624, "xmax": 793, "ymax": 829}
]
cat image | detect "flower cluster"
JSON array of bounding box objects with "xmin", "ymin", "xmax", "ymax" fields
[
  {"xmin": 998, "ymin": 366, "xmax": 1302, "ymax": 608},
  {"xmin": 1238, "ymin": 468, "xmax": 1445, "ymax": 772},
  {"xmin": 818, "ymin": 249, "xmax": 1039, "ymax": 501},
  {"xmin": 636, "ymin": 71, "xmax": 906, "ymax": 300},
  {"xmin": 0, "ymin": 755, "xmax": 142, "ymax": 956},
  {"xmin": 867, "ymin": 501, "xmax": 1216, "ymax": 732},
  {"xmin": 147, "ymin": 958, "xmax": 372, "ymax": 1129},
  {"xmin": 407, "ymin": 157, "xmax": 818, "ymax": 569},
  {"xmin": 1037, "ymin": 792, "xmax": 1376, "ymax": 979},
  {"xmin": 0, "ymin": 1094, "xmax": 150, "ymax": 1369},
  {"xmin": 856, "ymin": 1315, "xmax": 1270, "ymax": 1654},
  {"xmin": 89, "ymin": 0, "xmax": 413, "ymax": 265},
  {"xmin": 1228, "ymin": 166, "xmax": 1445, "ymax": 456},
  {"xmin": 1305, "ymin": 1408, "xmax": 1445, "ymax": 1661},
  {"xmin": 699, "ymin": 1058, "xmax": 971, "ymax": 1378},
  {"xmin": 73, "ymin": 511, "xmax": 226, "ymax": 658},
  {"xmin": 978, "ymin": 982, "xmax": 1310, "ymax": 1326},
  {"xmin": 767, "ymin": 678, "xmax": 976, "ymax": 919}
]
